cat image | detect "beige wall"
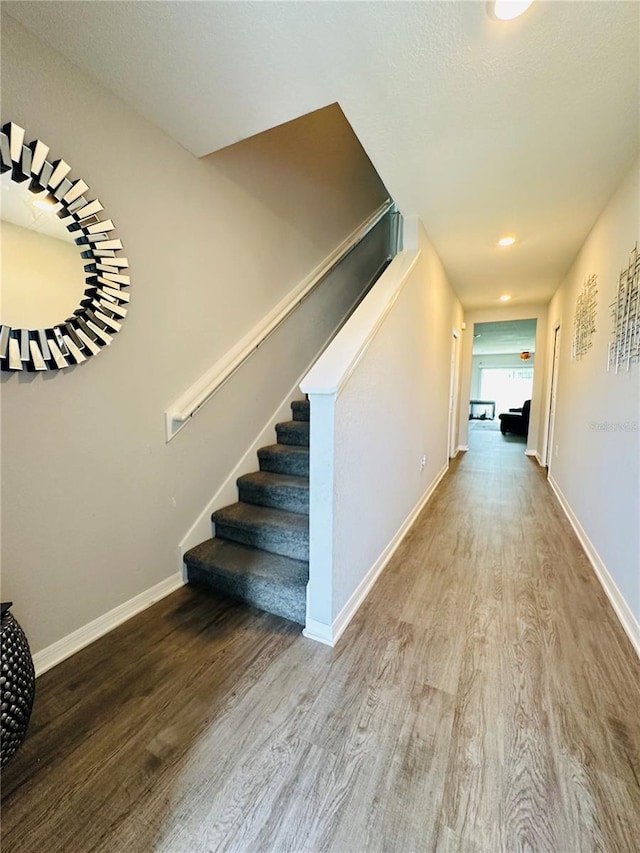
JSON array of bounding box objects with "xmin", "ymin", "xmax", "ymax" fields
[
  {"xmin": 0, "ymin": 16, "xmax": 388, "ymax": 655},
  {"xmin": 544, "ymin": 158, "xmax": 639, "ymax": 624}
]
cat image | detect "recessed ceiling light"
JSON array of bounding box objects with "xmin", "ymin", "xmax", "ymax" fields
[
  {"xmin": 499, "ymin": 295, "xmax": 512, "ymax": 302},
  {"xmin": 497, "ymin": 235, "xmax": 517, "ymax": 247},
  {"xmin": 488, "ymin": 1, "xmax": 534, "ymax": 21}
]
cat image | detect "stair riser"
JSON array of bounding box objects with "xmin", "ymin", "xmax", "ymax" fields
[
  {"xmin": 187, "ymin": 563, "xmax": 306, "ymax": 625},
  {"xmin": 258, "ymin": 451, "xmax": 309, "ymax": 477},
  {"xmin": 291, "ymin": 401, "xmax": 310, "ymax": 422},
  {"xmin": 214, "ymin": 522, "xmax": 308, "ymax": 561},
  {"xmin": 238, "ymin": 481, "xmax": 309, "ymax": 515},
  {"xmin": 275, "ymin": 423, "xmax": 309, "ymax": 447}
]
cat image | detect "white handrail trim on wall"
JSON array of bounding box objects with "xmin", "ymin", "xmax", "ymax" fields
[
  {"xmin": 300, "ymin": 250, "xmax": 421, "ymax": 398},
  {"xmin": 164, "ymin": 199, "xmax": 393, "ymax": 442}
]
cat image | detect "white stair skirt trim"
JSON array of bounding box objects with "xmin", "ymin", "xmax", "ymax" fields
[
  {"xmin": 32, "ymin": 573, "xmax": 184, "ymax": 676},
  {"xmin": 548, "ymin": 474, "xmax": 640, "ymax": 658},
  {"xmin": 303, "ymin": 464, "xmax": 448, "ymax": 647},
  {"xmin": 457, "ymin": 445, "xmax": 469, "ymax": 452}
]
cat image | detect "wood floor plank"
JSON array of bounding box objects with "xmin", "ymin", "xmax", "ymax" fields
[
  {"xmin": 2, "ymin": 426, "xmax": 639, "ymax": 853},
  {"xmin": 438, "ymin": 586, "xmax": 506, "ymax": 851}
]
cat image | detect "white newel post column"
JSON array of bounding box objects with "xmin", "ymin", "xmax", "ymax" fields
[{"xmin": 299, "ymin": 390, "xmax": 337, "ymax": 645}]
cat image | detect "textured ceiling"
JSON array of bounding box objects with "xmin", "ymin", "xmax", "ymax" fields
[
  {"xmin": 472, "ymin": 319, "xmax": 537, "ymax": 354},
  {"xmin": 1, "ymin": 173, "xmax": 75, "ymax": 244},
  {"xmin": 5, "ymin": 1, "xmax": 639, "ymax": 309}
]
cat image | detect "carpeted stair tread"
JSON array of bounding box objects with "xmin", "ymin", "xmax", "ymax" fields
[
  {"xmin": 237, "ymin": 471, "xmax": 309, "ymax": 514},
  {"xmin": 258, "ymin": 444, "xmax": 309, "ymax": 476},
  {"xmin": 275, "ymin": 420, "xmax": 309, "ymax": 447},
  {"xmin": 213, "ymin": 501, "xmax": 308, "ymax": 560},
  {"xmin": 185, "ymin": 538, "xmax": 308, "ymax": 585},
  {"xmin": 291, "ymin": 399, "xmax": 310, "ymax": 422},
  {"xmin": 185, "ymin": 539, "xmax": 307, "ymax": 624}
]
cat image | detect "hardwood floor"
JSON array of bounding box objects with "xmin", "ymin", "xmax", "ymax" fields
[{"xmin": 2, "ymin": 429, "xmax": 639, "ymax": 853}]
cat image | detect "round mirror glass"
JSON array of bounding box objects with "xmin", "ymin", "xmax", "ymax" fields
[
  {"xmin": 1, "ymin": 171, "xmax": 87, "ymax": 329},
  {"xmin": 1, "ymin": 120, "xmax": 130, "ymax": 373}
]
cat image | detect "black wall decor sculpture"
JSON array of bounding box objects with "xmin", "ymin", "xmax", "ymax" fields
[
  {"xmin": 1, "ymin": 602, "xmax": 36, "ymax": 766},
  {"xmin": 0, "ymin": 121, "xmax": 130, "ymax": 372}
]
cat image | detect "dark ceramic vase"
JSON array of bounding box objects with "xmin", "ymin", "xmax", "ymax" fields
[{"xmin": 1, "ymin": 602, "xmax": 36, "ymax": 767}]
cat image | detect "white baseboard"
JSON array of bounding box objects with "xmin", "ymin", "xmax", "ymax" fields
[
  {"xmin": 32, "ymin": 573, "xmax": 184, "ymax": 677},
  {"xmin": 457, "ymin": 445, "xmax": 469, "ymax": 452},
  {"xmin": 304, "ymin": 464, "xmax": 448, "ymax": 647},
  {"xmin": 525, "ymin": 450, "xmax": 546, "ymax": 467},
  {"xmin": 302, "ymin": 619, "xmax": 334, "ymax": 646},
  {"xmin": 548, "ymin": 474, "xmax": 640, "ymax": 658}
]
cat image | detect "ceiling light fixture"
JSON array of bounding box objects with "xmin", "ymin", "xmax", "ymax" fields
[
  {"xmin": 488, "ymin": 0, "xmax": 534, "ymax": 21},
  {"xmin": 499, "ymin": 295, "xmax": 512, "ymax": 302},
  {"xmin": 32, "ymin": 192, "xmax": 58, "ymax": 211},
  {"xmin": 497, "ymin": 235, "xmax": 517, "ymax": 247}
]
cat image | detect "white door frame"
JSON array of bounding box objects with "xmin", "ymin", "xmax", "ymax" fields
[
  {"xmin": 545, "ymin": 323, "xmax": 561, "ymax": 470},
  {"xmin": 448, "ymin": 330, "xmax": 460, "ymax": 458}
]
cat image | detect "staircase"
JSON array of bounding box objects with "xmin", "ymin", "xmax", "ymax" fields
[{"xmin": 184, "ymin": 398, "xmax": 310, "ymax": 624}]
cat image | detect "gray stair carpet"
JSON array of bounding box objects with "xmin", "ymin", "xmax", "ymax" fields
[
  {"xmin": 184, "ymin": 397, "xmax": 310, "ymax": 625},
  {"xmin": 238, "ymin": 471, "xmax": 309, "ymax": 514},
  {"xmin": 275, "ymin": 420, "xmax": 309, "ymax": 446},
  {"xmin": 186, "ymin": 539, "xmax": 308, "ymax": 625},
  {"xmin": 291, "ymin": 399, "xmax": 310, "ymax": 421},
  {"xmin": 212, "ymin": 502, "xmax": 309, "ymax": 561},
  {"xmin": 257, "ymin": 444, "xmax": 309, "ymax": 477}
]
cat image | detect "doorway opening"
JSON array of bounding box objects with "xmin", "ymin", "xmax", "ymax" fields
[{"xmin": 469, "ymin": 319, "xmax": 537, "ymax": 446}]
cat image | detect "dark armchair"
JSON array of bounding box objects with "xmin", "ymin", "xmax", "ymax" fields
[{"xmin": 499, "ymin": 399, "xmax": 531, "ymax": 436}]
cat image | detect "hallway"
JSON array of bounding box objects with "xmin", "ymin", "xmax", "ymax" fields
[{"xmin": 2, "ymin": 433, "xmax": 639, "ymax": 853}]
